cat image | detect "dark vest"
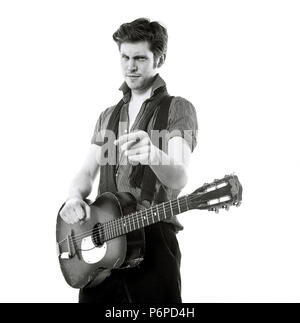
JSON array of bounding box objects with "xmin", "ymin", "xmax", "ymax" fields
[{"xmin": 98, "ymin": 86, "xmax": 174, "ymax": 205}]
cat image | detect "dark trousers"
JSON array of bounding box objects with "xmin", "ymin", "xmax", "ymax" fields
[{"xmin": 79, "ymin": 222, "xmax": 182, "ymax": 303}]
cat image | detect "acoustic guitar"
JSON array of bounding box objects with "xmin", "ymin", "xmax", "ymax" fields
[{"xmin": 56, "ymin": 174, "xmax": 242, "ymax": 288}]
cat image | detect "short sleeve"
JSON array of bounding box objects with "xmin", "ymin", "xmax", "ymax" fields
[
  {"xmin": 91, "ymin": 114, "xmax": 102, "ymax": 145},
  {"xmin": 167, "ymin": 96, "xmax": 198, "ymax": 152},
  {"xmin": 90, "ymin": 106, "xmax": 115, "ymax": 146}
]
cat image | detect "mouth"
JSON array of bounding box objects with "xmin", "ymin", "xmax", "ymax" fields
[{"xmin": 126, "ymin": 75, "xmax": 141, "ymax": 78}]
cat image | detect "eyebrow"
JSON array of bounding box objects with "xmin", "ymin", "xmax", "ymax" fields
[{"xmin": 121, "ymin": 54, "xmax": 148, "ymax": 59}]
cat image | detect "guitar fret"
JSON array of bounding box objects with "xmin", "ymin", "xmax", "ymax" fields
[
  {"xmin": 128, "ymin": 217, "xmax": 132, "ymax": 232},
  {"xmin": 106, "ymin": 223, "xmax": 109, "ymax": 240},
  {"xmin": 118, "ymin": 220, "xmax": 121, "ymax": 236},
  {"xmin": 111, "ymin": 224, "xmax": 115, "ymax": 239},
  {"xmin": 115, "ymin": 220, "xmax": 118, "ymax": 237},
  {"xmin": 151, "ymin": 207, "xmax": 155, "ymax": 224},
  {"xmin": 141, "ymin": 210, "xmax": 145, "ymax": 227},
  {"xmin": 146, "ymin": 209, "xmax": 149, "ymax": 226},
  {"xmin": 118, "ymin": 219, "xmax": 122, "ymax": 236},
  {"xmin": 162, "ymin": 202, "xmax": 167, "ymax": 219},
  {"xmin": 185, "ymin": 195, "xmax": 189, "ymax": 211},
  {"xmin": 137, "ymin": 214, "xmax": 140, "ymax": 230},
  {"xmin": 115, "ymin": 221, "xmax": 119, "ymax": 238},
  {"xmin": 177, "ymin": 199, "xmax": 181, "ymax": 213},
  {"xmin": 113, "ymin": 225, "xmax": 117, "ymax": 239},
  {"xmin": 106, "ymin": 223, "xmax": 110, "ymax": 240},
  {"xmin": 103, "ymin": 195, "xmax": 192, "ymax": 241},
  {"xmin": 156, "ymin": 205, "xmax": 160, "ymax": 222},
  {"xmin": 122, "ymin": 219, "xmax": 127, "ymax": 235},
  {"xmin": 106, "ymin": 224, "xmax": 109, "ymax": 240},
  {"xmin": 103, "ymin": 226, "xmax": 106, "ymax": 241},
  {"xmin": 169, "ymin": 200, "xmax": 174, "ymax": 217},
  {"xmin": 133, "ymin": 215, "xmax": 136, "ymax": 231}
]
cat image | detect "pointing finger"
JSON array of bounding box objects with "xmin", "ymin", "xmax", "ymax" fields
[{"xmin": 114, "ymin": 131, "xmax": 145, "ymax": 146}]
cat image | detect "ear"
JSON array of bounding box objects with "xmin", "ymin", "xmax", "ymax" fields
[{"xmin": 156, "ymin": 54, "xmax": 166, "ymax": 68}]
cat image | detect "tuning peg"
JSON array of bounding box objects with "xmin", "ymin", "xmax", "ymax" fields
[
  {"xmin": 214, "ymin": 208, "xmax": 219, "ymax": 214},
  {"xmin": 222, "ymin": 204, "xmax": 230, "ymax": 211},
  {"xmin": 234, "ymin": 201, "xmax": 241, "ymax": 207}
]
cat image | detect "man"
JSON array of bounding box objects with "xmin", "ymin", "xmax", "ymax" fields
[{"xmin": 59, "ymin": 18, "xmax": 198, "ymax": 303}]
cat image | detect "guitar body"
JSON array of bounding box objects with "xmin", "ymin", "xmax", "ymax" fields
[{"xmin": 56, "ymin": 191, "xmax": 145, "ymax": 289}]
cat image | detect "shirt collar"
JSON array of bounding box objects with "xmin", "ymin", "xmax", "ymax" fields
[{"xmin": 119, "ymin": 74, "xmax": 166, "ymax": 103}]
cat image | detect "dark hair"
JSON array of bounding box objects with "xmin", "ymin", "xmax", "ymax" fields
[{"xmin": 112, "ymin": 18, "xmax": 168, "ymax": 59}]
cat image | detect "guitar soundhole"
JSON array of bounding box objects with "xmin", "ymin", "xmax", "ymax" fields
[{"xmin": 92, "ymin": 223, "xmax": 104, "ymax": 247}]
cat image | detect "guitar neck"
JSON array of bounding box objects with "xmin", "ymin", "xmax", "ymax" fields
[{"xmin": 102, "ymin": 195, "xmax": 190, "ymax": 241}]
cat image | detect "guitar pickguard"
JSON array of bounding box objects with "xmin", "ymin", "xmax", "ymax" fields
[{"xmin": 80, "ymin": 236, "xmax": 107, "ymax": 264}]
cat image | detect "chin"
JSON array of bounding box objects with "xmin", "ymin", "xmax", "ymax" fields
[{"xmin": 127, "ymin": 82, "xmax": 144, "ymax": 91}]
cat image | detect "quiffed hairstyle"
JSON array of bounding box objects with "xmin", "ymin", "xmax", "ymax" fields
[{"xmin": 112, "ymin": 18, "xmax": 168, "ymax": 59}]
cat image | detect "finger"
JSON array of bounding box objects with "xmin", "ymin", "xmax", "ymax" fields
[
  {"xmin": 60, "ymin": 207, "xmax": 73, "ymax": 224},
  {"xmin": 84, "ymin": 204, "xmax": 91, "ymax": 220},
  {"xmin": 62, "ymin": 212, "xmax": 73, "ymax": 224},
  {"xmin": 121, "ymin": 139, "xmax": 147, "ymax": 153},
  {"xmin": 120, "ymin": 138, "xmax": 141, "ymax": 152},
  {"xmin": 114, "ymin": 131, "xmax": 145, "ymax": 146},
  {"xmin": 67, "ymin": 207, "xmax": 79, "ymax": 224},
  {"xmin": 60, "ymin": 210, "xmax": 68, "ymax": 223},
  {"xmin": 74, "ymin": 205, "xmax": 85, "ymax": 221},
  {"xmin": 125, "ymin": 145, "xmax": 149, "ymax": 156},
  {"xmin": 128, "ymin": 152, "xmax": 150, "ymax": 164}
]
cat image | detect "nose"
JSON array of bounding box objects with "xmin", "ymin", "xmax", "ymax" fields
[{"xmin": 128, "ymin": 59, "xmax": 138, "ymax": 72}]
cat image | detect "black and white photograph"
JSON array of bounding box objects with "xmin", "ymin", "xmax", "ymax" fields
[{"xmin": 0, "ymin": 0, "xmax": 299, "ymax": 306}]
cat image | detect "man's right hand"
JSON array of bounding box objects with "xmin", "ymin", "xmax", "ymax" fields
[{"xmin": 59, "ymin": 197, "xmax": 91, "ymax": 224}]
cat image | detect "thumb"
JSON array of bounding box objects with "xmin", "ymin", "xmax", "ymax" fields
[{"xmin": 81, "ymin": 201, "xmax": 91, "ymax": 220}]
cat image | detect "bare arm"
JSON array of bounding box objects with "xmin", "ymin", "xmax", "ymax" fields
[
  {"xmin": 67, "ymin": 144, "xmax": 101, "ymax": 200},
  {"xmin": 60, "ymin": 144, "xmax": 101, "ymax": 224},
  {"xmin": 150, "ymin": 136, "xmax": 191, "ymax": 190}
]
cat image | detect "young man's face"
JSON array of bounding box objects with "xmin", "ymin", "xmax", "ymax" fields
[{"xmin": 120, "ymin": 41, "xmax": 159, "ymax": 94}]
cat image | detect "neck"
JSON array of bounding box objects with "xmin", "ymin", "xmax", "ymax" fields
[
  {"xmin": 101, "ymin": 195, "xmax": 190, "ymax": 242},
  {"xmin": 130, "ymin": 73, "xmax": 158, "ymax": 99},
  {"xmin": 131, "ymin": 86, "xmax": 152, "ymax": 101}
]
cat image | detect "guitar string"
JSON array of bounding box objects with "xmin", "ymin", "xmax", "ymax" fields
[
  {"xmin": 58, "ymin": 193, "xmax": 231, "ymax": 246},
  {"xmin": 70, "ymin": 202, "xmax": 182, "ymax": 246},
  {"xmin": 58, "ymin": 193, "xmax": 232, "ymax": 246},
  {"xmin": 58, "ymin": 196, "xmax": 189, "ymax": 245},
  {"xmin": 58, "ymin": 180, "xmax": 232, "ymax": 245},
  {"xmin": 57, "ymin": 196, "xmax": 193, "ymax": 246},
  {"xmin": 89, "ymin": 195, "xmax": 232, "ymax": 245}
]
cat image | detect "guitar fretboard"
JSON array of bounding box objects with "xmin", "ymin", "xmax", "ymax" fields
[{"xmin": 102, "ymin": 195, "xmax": 190, "ymax": 241}]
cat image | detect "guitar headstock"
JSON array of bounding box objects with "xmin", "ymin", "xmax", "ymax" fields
[{"xmin": 188, "ymin": 174, "xmax": 243, "ymax": 213}]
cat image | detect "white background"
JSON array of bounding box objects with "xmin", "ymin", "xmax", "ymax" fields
[{"xmin": 0, "ymin": 0, "xmax": 299, "ymax": 303}]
